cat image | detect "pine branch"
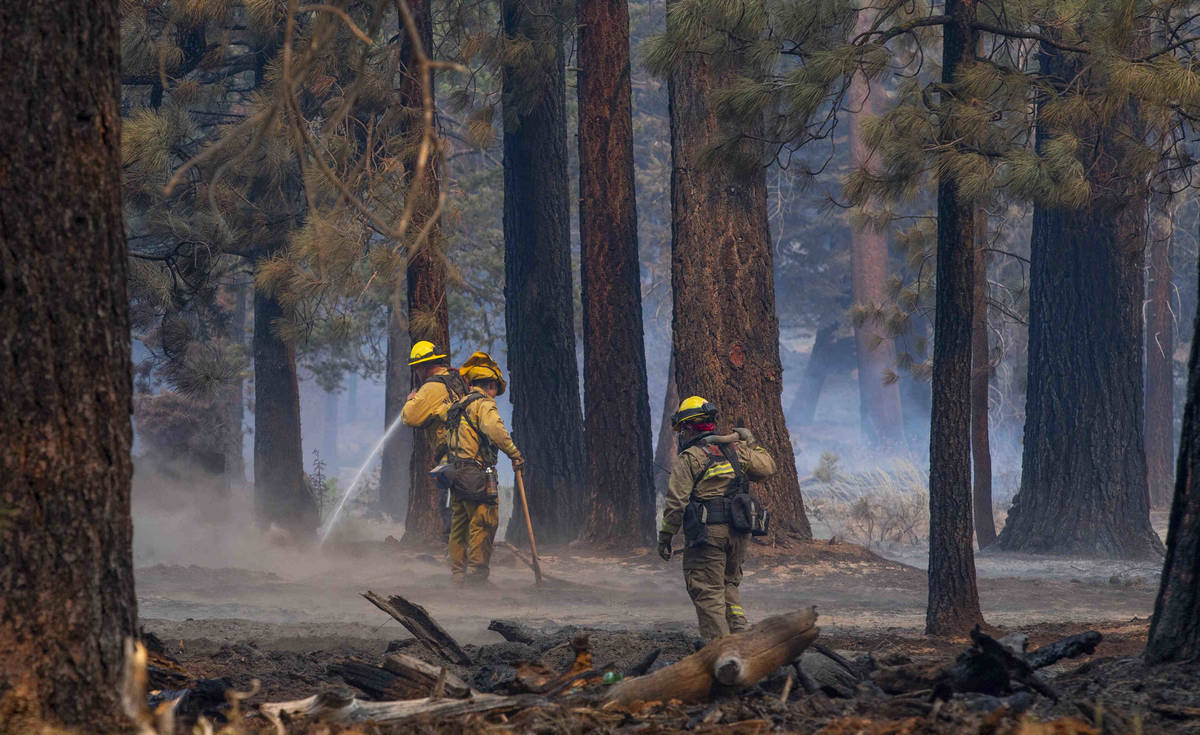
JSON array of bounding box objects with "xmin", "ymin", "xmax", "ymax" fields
[
  {"xmin": 971, "ymin": 22, "xmax": 1089, "ymax": 55},
  {"xmin": 853, "ymin": 15, "xmax": 952, "ymax": 47}
]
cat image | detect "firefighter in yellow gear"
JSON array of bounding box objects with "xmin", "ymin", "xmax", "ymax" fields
[
  {"xmin": 400, "ymin": 341, "xmax": 465, "ymax": 536},
  {"xmin": 658, "ymin": 396, "xmax": 776, "ymax": 640},
  {"xmin": 400, "ymin": 340, "xmax": 467, "ymax": 456},
  {"xmin": 441, "ymin": 352, "xmax": 524, "ymax": 584}
]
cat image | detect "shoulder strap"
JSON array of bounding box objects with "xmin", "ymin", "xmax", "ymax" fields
[
  {"xmin": 429, "ymin": 372, "xmax": 468, "ymax": 401},
  {"xmin": 719, "ymin": 443, "xmax": 747, "ymax": 495},
  {"xmin": 445, "ymin": 392, "xmax": 488, "ymax": 453},
  {"xmin": 689, "ymin": 445, "xmax": 727, "ymax": 496}
]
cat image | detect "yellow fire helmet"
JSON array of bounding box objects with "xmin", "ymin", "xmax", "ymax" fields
[
  {"xmin": 460, "ymin": 351, "xmax": 507, "ymax": 396},
  {"xmin": 408, "ymin": 340, "xmax": 448, "ymax": 366},
  {"xmin": 672, "ymin": 395, "xmax": 718, "ymax": 429}
]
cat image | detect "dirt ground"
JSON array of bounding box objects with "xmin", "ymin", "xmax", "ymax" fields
[{"xmin": 135, "ymin": 535, "xmax": 1200, "ymax": 732}]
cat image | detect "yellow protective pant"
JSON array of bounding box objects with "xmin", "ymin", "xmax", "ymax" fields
[
  {"xmin": 448, "ymin": 498, "xmax": 499, "ymax": 583},
  {"xmin": 682, "ymin": 523, "xmax": 748, "ymax": 640}
]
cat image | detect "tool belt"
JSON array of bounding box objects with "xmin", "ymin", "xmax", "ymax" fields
[
  {"xmin": 681, "ymin": 494, "xmax": 770, "ymax": 548},
  {"xmin": 430, "ymin": 457, "xmax": 498, "ymax": 505}
]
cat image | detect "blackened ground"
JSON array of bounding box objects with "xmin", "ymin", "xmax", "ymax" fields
[{"xmin": 138, "ymin": 541, "xmax": 1196, "ymax": 733}]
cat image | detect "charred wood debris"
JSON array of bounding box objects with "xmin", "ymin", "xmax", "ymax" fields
[{"xmin": 130, "ymin": 591, "xmax": 1137, "ymax": 733}]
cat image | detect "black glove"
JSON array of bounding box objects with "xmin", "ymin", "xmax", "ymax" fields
[
  {"xmin": 512, "ymin": 455, "xmax": 526, "ymax": 472},
  {"xmin": 657, "ymin": 532, "xmax": 674, "ymax": 561}
]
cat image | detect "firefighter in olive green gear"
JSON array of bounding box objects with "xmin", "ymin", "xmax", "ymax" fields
[
  {"xmin": 400, "ymin": 341, "xmax": 466, "ymax": 535},
  {"xmin": 442, "ymin": 352, "xmax": 524, "ymax": 584},
  {"xmin": 658, "ymin": 396, "xmax": 776, "ymax": 640}
]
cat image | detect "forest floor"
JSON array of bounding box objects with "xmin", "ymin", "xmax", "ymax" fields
[{"xmin": 134, "ymin": 532, "xmax": 1200, "ymax": 733}]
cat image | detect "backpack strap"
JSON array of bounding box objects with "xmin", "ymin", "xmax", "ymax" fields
[
  {"xmin": 718, "ymin": 443, "xmax": 747, "ymax": 496},
  {"xmin": 690, "ymin": 444, "xmax": 736, "ymax": 496},
  {"xmin": 429, "ymin": 372, "xmax": 468, "ymax": 402},
  {"xmin": 445, "ymin": 392, "xmax": 491, "ymax": 459}
]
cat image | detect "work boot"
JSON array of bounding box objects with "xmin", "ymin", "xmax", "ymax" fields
[{"xmin": 727, "ymin": 614, "xmax": 748, "ymax": 633}]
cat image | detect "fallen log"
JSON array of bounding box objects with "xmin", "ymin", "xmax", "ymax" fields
[
  {"xmin": 1027, "ymin": 631, "xmax": 1101, "ymax": 670},
  {"xmin": 330, "ymin": 653, "xmax": 470, "ymax": 700},
  {"xmin": 259, "ymin": 690, "xmax": 541, "ymax": 728},
  {"xmin": 381, "ymin": 653, "xmax": 469, "ymax": 698},
  {"xmin": 362, "ymin": 591, "xmax": 471, "ymax": 666},
  {"xmin": 603, "ymin": 607, "xmax": 819, "ymax": 706},
  {"xmin": 488, "ymin": 619, "xmax": 538, "ymax": 646}
]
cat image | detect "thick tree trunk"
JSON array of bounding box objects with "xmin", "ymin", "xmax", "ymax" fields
[
  {"xmin": 227, "ymin": 278, "xmax": 248, "ymax": 486},
  {"xmin": 254, "ymin": 279, "xmax": 317, "ymax": 539},
  {"xmin": 381, "ymin": 305, "xmax": 412, "ymax": 521},
  {"xmin": 576, "ymin": 0, "xmax": 656, "ymax": 546},
  {"xmin": 790, "ymin": 322, "xmax": 840, "ymax": 426},
  {"xmin": 323, "ymin": 385, "xmax": 339, "ymax": 474},
  {"xmin": 1146, "ymin": 192, "xmax": 1175, "ymax": 509},
  {"xmin": 848, "ymin": 9, "xmax": 904, "ymax": 448},
  {"xmin": 1145, "ymin": 254, "xmax": 1200, "ymax": 663},
  {"xmin": 972, "ymin": 211, "xmax": 996, "ymax": 548},
  {"xmin": 995, "ymin": 43, "xmax": 1162, "ymax": 560},
  {"xmin": 397, "ymin": 0, "xmax": 450, "ymax": 546},
  {"xmin": 0, "ymin": 0, "xmax": 137, "ymax": 727},
  {"xmin": 666, "ymin": 0, "xmax": 811, "ymax": 541},
  {"xmin": 654, "ymin": 353, "xmax": 680, "ymax": 504},
  {"xmin": 502, "ymin": 0, "xmax": 587, "ymax": 546},
  {"xmin": 926, "ymin": 0, "xmax": 983, "ymax": 636}
]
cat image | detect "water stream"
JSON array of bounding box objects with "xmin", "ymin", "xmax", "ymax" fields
[{"xmin": 318, "ymin": 412, "xmax": 407, "ymax": 545}]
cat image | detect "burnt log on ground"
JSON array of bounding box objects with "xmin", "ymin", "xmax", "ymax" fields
[
  {"xmin": 603, "ymin": 607, "xmax": 819, "ymax": 706},
  {"xmin": 329, "ymin": 653, "xmax": 470, "ymax": 700},
  {"xmin": 259, "ymin": 690, "xmax": 542, "ymax": 727},
  {"xmin": 363, "ymin": 591, "xmax": 471, "ymax": 665},
  {"xmin": 871, "ymin": 627, "xmax": 1099, "ymax": 700},
  {"xmin": 1027, "ymin": 631, "xmax": 1102, "ymax": 669}
]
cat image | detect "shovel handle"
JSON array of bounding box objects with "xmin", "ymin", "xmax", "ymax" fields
[{"xmin": 514, "ymin": 469, "xmax": 543, "ymax": 586}]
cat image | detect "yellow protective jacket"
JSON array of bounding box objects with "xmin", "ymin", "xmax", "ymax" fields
[
  {"xmin": 446, "ymin": 387, "xmax": 521, "ymax": 467},
  {"xmin": 661, "ymin": 437, "xmax": 776, "ymax": 536},
  {"xmin": 400, "ymin": 367, "xmax": 465, "ymax": 457}
]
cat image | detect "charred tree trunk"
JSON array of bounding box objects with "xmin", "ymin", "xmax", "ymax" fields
[
  {"xmin": 397, "ymin": 0, "xmax": 449, "ymax": 545},
  {"xmin": 0, "ymin": 0, "xmax": 138, "ymax": 727},
  {"xmin": 1146, "ymin": 192, "xmax": 1175, "ymax": 509},
  {"xmin": 666, "ymin": 0, "xmax": 811, "ymax": 541},
  {"xmin": 973, "ymin": 211, "xmax": 996, "ymax": 548},
  {"xmin": 576, "ymin": 0, "xmax": 656, "ymax": 546},
  {"xmin": 502, "ymin": 0, "xmax": 587, "ymax": 546},
  {"xmin": 1145, "ymin": 252, "xmax": 1200, "ymax": 663},
  {"xmin": 253, "ymin": 276, "xmax": 317, "ymax": 539},
  {"xmin": 226, "ymin": 278, "xmax": 248, "ymax": 486},
  {"xmin": 926, "ymin": 0, "xmax": 983, "ymax": 636},
  {"xmin": 849, "ymin": 9, "xmax": 904, "ymax": 448},
  {"xmin": 654, "ymin": 353, "xmax": 680, "ymax": 504},
  {"xmin": 995, "ymin": 43, "xmax": 1162, "ymax": 560},
  {"xmin": 381, "ymin": 305, "xmax": 412, "ymax": 521}
]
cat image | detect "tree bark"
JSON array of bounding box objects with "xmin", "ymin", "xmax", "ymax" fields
[
  {"xmin": 227, "ymin": 278, "xmax": 248, "ymax": 486},
  {"xmin": 0, "ymin": 0, "xmax": 137, "ymax": 728},
  {"xmin": 653, "ymin": 353, "xmax": 680, "ymax": 504},
  {"xmin": 666, "ymin": 0, "xmax": 811, "ymax": 541},
  {"xmin": 576, "ymin": 0, "xmax": 657, "ymax": 546},
  {"xmin": 253, "ymin": 276, "xmax": 317, "ymax": 539},
  {"xmin": 381, "ymin": 304, "xmax": 412, "ymax": 521},
  {"xmin": 972, "ymin": 210, "xmax": 996, "ymax": 548},
  {"xmin": 397, "ymin": 0, "xmax": 449, "ymax": 546},
  {"xmin": 926, "ymin": 0, "xmax": 983, "ymax": 636},
  {"xmin": 849, "ymin": 8, "xmax": 905, "ymax": 448},
  {"xmin": 1145, "ymin": 251, "xmax": 1200, "ymax": 663},
  {"xmin": 323, "ymin": 384, "xmax": 339, "ymax": 474},
  {"xmin": 502, "ymin": 0, "xmax": 587, "ymax": 546},
  {"xmin": 995, "ymin": 42, "xmax": 1162, "ymax": 560},
  {"xmin": 1146, "ymin": 191, "xmax": 1175, "ymax": 509}
]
